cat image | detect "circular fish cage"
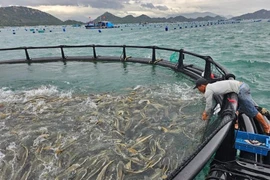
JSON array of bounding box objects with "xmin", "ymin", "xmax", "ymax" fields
[{"xmin": 0, "ymin": 45, "xmax": 269, "ymax": 180}]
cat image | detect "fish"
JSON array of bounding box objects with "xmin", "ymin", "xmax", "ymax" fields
[
  {"xmin": 65, "ymin": 163, "xmax": 81, "ymax": 174},
  {"xmin": 158, "ymin": 126, "xmax": 169, "ymax": 133},
  {"xmin": 114, "ymin": 144, "xmax": 129, "ymax": 159},
  {"xmin": 117, "ymin": 161, "xmax": 125, "ymax": 180},
  {"xmin": 125, "ymin": 167, "xmax": 147, "ymax": 174},
  {"xmin": 125, "ymin": 160, "xmax": 132, "ymax": 170},
  {"xmin": 128, "ymin": 157, "xmax": 144, "ymax": 166},
  {"xmin": 124, "ymin": 117, "xmax": 133, "ymax": 131},
  {"xmin": 138, "ymin": 99, "xmax": 150, "ymax": 105},
  {"xmin": 161, "ymin": 157, "xmax": 170, "ymax": 175},
  {"xmin": 0, "ymin": 112, "xmax": 8, "ymax": 119},
  {"xmin": 74, "ymin": 168, "xmax": 88, "ymax": 180},
  {"xmin": 149, "ymin": 139, "xmax": 157, "ymax": 159},
  {"xmin": 112, "ymin": 130, "xmax": 125, "ymax": 138},
  {"xmin": 146, "ymin": 153, "xmax": 163, "ymax": 168},
  {"xmin": 13, "ymin": 144, "xmax": 29, "ymax": 179},
  {"xmin": 84, "ymin": 158, "xmax": 107, "ymax": 180},
  {"xmin": 182, "ymin": 127, "xmax": 196, "ymax": 141},
  {"xmin": 244, "ymin": 139, "xmax": 265, "ymax": 146},
  {"xmin": 131, "ymin": 134, "xmax": 153, "ymax": 148},
  {"xmin": 96, "ymin": 160, "xmax": 114, "ymax": 180},
  {"xmin": 118, "ymin": 110, "xmax": 126, "ymax": 116},
  {"xmin": 127, "ymin": 96, "xmax": 134, "ymax": 102},
  {"xmin": 114, "ymin": 118, "xmax": 121, "ymax": 131},
  {"xmin": 20, "ymin": 162, "xmax": 32, "ymax": 180},
  {"xmin": 140, "ymin": 111, "xmax": 147, "ymax": 119},
  {"xmin": 149, "ymin": 103, "xmax": 164, "ymax": 110},
  {"xmin": 149, "ymin": 168, "xmax": 163, "ymax": 180},
  {"xmin": 156, "ymin": 138, "xmax": 166, "ymax": 155},
  {"xmin": 127, "ymin": 147, "xmax": 138, "ymax": 155},
  {"xmin": 133, "ymin": 85, "xmax": 142, "ymax": 90}
]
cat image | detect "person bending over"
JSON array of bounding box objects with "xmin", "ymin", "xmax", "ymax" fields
[{"xmin": 193, "ymin": 78, "xmax": 270, "ymax": 134}]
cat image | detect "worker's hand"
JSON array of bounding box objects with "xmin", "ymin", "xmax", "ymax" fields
[{"xmin": 202, "ymin": 111, "xmax": 208, "ymax": 121}]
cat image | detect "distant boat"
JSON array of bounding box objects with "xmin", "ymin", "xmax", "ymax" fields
[
  {"xmin": 85, "ymin": 21, "xmax": 95, "ymax": 29},
  {"xmin": 254, "ymin": 19, "xmax": 262, "ymax": 22},
  {"xmin": 85, "ymin": 21, "xmax": 120, "ymax": 29}
]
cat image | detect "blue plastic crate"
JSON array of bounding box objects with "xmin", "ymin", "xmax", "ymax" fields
[{"xmin": 235, "ymin": 130, "xmax": 270, "ymax": 156}]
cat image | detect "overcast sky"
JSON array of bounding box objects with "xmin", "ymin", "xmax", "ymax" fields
[{"xmin": 0, "ymin": 0, "xmax": 270, "ymax": 22}]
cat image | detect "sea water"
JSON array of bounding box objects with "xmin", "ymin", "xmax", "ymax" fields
[
  {"xmin": 1, "ymin": 21, "xmax": 269, "ymax": 109},
  {"xmin": 0, "ymin": 20, "xmax": 269, "ymax": 179}
]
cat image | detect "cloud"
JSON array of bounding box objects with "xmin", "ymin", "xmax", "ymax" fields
[
  {"xmin": 141, "ymin": 3, "xmax": 155, "ymax": 9},
  {"xmin": 141, "ymin": 3, "xmax": 168, "ymax": 11},
  {"xmin": 0, "ymin": 0, "xmax": 128, "ymax": 9},
  {"xmin": 86, "ymin": 0, "xmax": 125, "ymax": 9},
  {"xmin": 156, "ymin": 5, "xmax": 169, "ymax": 11}
]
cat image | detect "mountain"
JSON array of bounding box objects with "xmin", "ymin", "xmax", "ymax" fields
[
  {"xmin": 0, "ymin": 6, "xmax": 84, "ymax": 26},
  {"xmin": 62, "ymin": 20, "xmax": 84, "ymax": 25},
  {"xmin": 93, "ymin": 12, "xmax": 122, "ymax": 23},
  {"xmin": 177, "ymin": 12, "xmax": 220, "ymax": 19},
  {"xmin": 1, "ymin": 6, "xmax": 270, "ymax": 27},
  {"xmin": 231, "ymin": 9, "xmax": 270, "ymax": 20},
  {"xmin": 0, "ymin": 6, "xmax": 62, "ymax": 26},
  {"xmin": 94, "ymin": 12, "xmax": 225, "ymax": 24}
]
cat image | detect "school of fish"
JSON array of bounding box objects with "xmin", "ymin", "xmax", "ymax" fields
[{"xmin": 0, "ymin": 85, "xmax": 206, "ymax": 180}]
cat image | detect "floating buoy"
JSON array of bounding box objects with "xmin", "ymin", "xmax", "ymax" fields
[
  {"xmin": 13, "ymin": 32, "xmax": 16, "ymax": 34},
  {"xmin": 63, "ymin": 28, "xmax": 66, "ymax": 32},
  {"xmin": 49, "ymin": 30, "xmax": 52, "ymax": 32},
  {"xmin": 165, "ymin": 26, "xmax": 168, "ymax": 31},
  {"xmin": 98, "ymin": 30, "xmax": 102, "ymax": 33}
]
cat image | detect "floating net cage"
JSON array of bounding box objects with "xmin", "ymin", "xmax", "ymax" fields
[{"xmin": 0, "ymin": 45, "xmax": 239, "ymax": 180}]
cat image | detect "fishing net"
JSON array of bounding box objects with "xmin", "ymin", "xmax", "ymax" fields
[{"xmin": 169, "ymin": 52, "xmax": 179, "ymax": 63}]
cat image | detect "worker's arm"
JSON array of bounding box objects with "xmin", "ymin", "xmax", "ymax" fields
[{"xmin": 203, "ymin": 89, "xmax": 213, "ymax": 120}]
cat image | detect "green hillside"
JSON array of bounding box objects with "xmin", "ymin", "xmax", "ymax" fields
[
  {"xmin": 94, "ymin": 12, "xmax": 225, "ymax": 24},
  {"xmin": 0, "ymin": 6, "xmax": 64, "ymax": 26},
  {"xmin": 231, "ymin": 9, "xmax": 270, "ymax": 20}
]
